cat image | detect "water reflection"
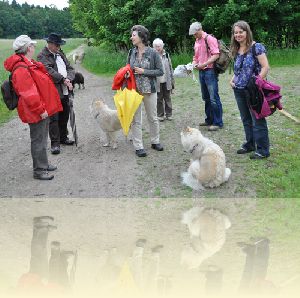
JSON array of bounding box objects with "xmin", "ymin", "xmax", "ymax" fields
[{"xmin": 0, "ymin": 198, "xmax": 299, "ymax": 298}]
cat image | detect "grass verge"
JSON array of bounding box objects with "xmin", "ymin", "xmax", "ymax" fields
[{"xmin": 81, "ymin": 46, "xmax": 300, "ymax": 75}]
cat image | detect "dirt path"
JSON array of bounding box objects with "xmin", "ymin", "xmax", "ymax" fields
[
  {"xmin": 0, "ymin": 63, "xmax": 143, "ymax": 198},
  {"xmin": 0, "ymin": 53, "xmax": 261, "ymax": 198},
  {"xmin": 0, "ymin": 58, "xmax": 255, "ymax": 198}
]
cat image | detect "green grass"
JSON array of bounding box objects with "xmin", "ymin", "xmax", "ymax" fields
[
  {"xmin": 0, "ymin": 38, "xmax": 84, "ymax": 124},
  {"xmin": 268, "ymin": 48, "xmax": 300, "ymax": 67},
  {"xmin": 137, "ymin": 65, "xmax": 299, "ymax": 198},
  {"xmin": 81, "ymin": 47, "xmax": 300, "ymax": 75},
  {"xmin": 82, "ymin": 46, "xmax": 127, "ymax": 75}
]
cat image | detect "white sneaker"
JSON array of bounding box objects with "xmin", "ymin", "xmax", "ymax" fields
[{"xmin": 158, "ymin": 116, "xmax": 165, "ymax": 121}]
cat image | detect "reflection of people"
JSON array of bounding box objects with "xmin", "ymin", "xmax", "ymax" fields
[
  {"xmin": 38, "ymin": 33, "xmax": 75, "ymax": 155},
  {"xmin": 189, "ymin": 22, "xmax": 223, "ymax": 131},
  {"xmin": 153, "ymin": 38, "xmax": 174, "ymax": 121},
  {"xmin": 238, "ymin": 237, "xmax": 276, "ymax": 294},
  {"xmin": 127, "ymin": 25, "xmax": 164, "ymax": 157},
  {"xmin": 17, "ymin": 216, "xmax": 75, "ymax": 295},
  {"xmin": 49, "ymin": 241, "xmax": 75, "ymax": 289},
  {"xmin": 4, "ymin": 35, "xmax": 62, "ymax": 180},
  {"xmin": 229, "ymin": 21, "xmax": 270, "ymax": 159},
  {"xmin": 201, "ymin": 265, "xmax": 223, "ymax": 295},
  {"xmin": 29, "ymin": 216, "xmax": 57, "ymax": 279}
]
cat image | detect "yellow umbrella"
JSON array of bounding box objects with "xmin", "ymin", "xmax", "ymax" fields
[{"xmin": 113, "ymin": 88, "xmax": 143, "ymax": 136}]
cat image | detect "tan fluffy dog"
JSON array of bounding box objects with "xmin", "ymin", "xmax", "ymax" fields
[
  {"xmin": 180, "ymin": 127, "xmax": 231, "ymax": 190},
  {"xmin": 90, "ymin": 99, "xmax": 122, "ymax": 149}
]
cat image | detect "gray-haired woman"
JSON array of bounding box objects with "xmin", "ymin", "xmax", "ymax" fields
[
  {"xmin": 127, "ymin": 25, "xmax": 164, "ymax": 157},
  {"xmin": 153, "ymin": 38, "xmax": 174, "ymax": 121},
  {"xmin": 4, "ymin": 35, "xmax": 62, "ymax": 180}
]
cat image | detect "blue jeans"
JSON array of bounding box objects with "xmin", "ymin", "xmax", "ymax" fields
[
  {"xmin": 199, "ymin": 69, "xmax": 223, "ymax": 127},
  {"xmin": 234, "ymin": 88, "xmax": 270, "ymax": 157}
]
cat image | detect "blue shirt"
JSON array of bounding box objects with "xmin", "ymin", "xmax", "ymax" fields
[{"xmin": 233, "ymin": 43, "xmax": 266, "ymax": 89}]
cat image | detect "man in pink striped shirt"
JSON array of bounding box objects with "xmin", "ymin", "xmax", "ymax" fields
[{"xmin": 189, "ymin": 22, "xmax": 223, "ymax": 131}]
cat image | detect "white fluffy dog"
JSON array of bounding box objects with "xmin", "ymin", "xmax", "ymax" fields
[
  {"xmin": 90, "ymin": 99, "xmax": 122, "ymax": 149},
  {"xmin": 181, "ymin": 207, "xmax": 231, "ymax": 269},
  {"xmin": 180, "ymin": 127, "xmax": 231, "ymax": 190}
]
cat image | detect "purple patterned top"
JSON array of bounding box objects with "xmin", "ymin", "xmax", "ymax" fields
[{"xmin": 233, "ymin": 43, "xmax": 266, "ymax": 89}]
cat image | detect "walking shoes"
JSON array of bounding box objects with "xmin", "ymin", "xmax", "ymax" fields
[
  {"xmin": 236, "ymin": 147, "xmax": 255, "ymax": 154},
  {"xmin": 51, "ymin": 146, "xmax": 60, "ymax": 155},
  {"xmin": 250, "ymin": 152, "xmax": 269, "ymax": 160},
  {"xmin": 47, "ymin": 164, "xmax": 57, "ymax": 171},
  {"xmin": 151, "ymin": 143, "xmax": 164, "ymax": 151},
  {"xmin": 136, "ymin": 149, "xmax": 147, "ymax": 157},
  {"xmin": 60, "ymin": 138, "xmax": 75, "ymax": 145},
  {"xmin": 33, "ymin": 171, "xmax": 54, "ymax": 180}
]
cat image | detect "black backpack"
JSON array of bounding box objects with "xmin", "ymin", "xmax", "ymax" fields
[{"xmin": 1, "ymin": 65, "xmax": 28, "ymax": 110}]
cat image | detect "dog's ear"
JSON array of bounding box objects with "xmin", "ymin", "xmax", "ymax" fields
[
  {"xmin": 94, "ymin": 100, "xmax": 102, "ymax": 108},
  {"xmin": 183, "ymin": 126, "xmax": 192, "ymax": 133}
]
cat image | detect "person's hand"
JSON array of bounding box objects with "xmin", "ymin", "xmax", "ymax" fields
[
  {"xmin": 40, "ymin": 111, "xmax": 48, "ymax": 119},
  {"xmin": 124, "ymin": 71, "xmax": 130, "ymax": 79},
  {"xmin": 230, "ymin": 80, "xmax": 235, "ymax": 88},
  {"xmin": 64, "ymin": 78, "xmax": 73, "ymax": 90},
  {"xmin": 195, "ymin": 63, "xmax": 207, "ymax": 70},
  {"xmin": 134, "ymin": 67, "xmax": 144, "ymax": 75}
]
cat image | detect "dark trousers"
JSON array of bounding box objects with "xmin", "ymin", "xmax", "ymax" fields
[
  {"xmin": 199, "ymin": 69, "xmax": 223, "ymax": 127},
  {"xmin": 234, "ymin": 88, "xmax": 270, "ymax": 156},
  {"xmin": 239, "ymin": 239, "xmax": 270, "ymax": 293},
  {"xmin": 157, "ymin": 83, "xmax": 172, "ymax": 117},
  {"xmin": 49, "ymin": 95, "xmax": 70, "ymax": 146},
  {"xmin": 29, "ymin": 118, "xmax": 49, "ymax": 174}
]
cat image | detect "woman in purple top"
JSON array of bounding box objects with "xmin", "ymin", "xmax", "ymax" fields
[{"xmin": 230, "ymin": 20, "xmax": 271, "ymax": 159}]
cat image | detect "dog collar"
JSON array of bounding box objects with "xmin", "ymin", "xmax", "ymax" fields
[{"xmin": 190, "ymin": 144, "xmax": 199, "ymax": 153}]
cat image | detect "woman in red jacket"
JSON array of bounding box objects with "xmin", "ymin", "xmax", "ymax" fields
[{"xmin": 4, "ymin": 35, "xmax": 62, "ymax": 180}]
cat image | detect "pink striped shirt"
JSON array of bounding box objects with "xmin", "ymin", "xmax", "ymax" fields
[{"xmin": 193, "ymin": 32, "xmax": 220, "ymax": 69}]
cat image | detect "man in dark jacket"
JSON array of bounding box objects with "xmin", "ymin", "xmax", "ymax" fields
[{"xmin": 37, "ymin": 33, "xmax": 75, "ymax": 154}]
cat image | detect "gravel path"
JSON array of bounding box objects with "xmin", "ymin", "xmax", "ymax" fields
[
  {"xmin": 0, "ymin": 63, "xmax": 142, "ymax": 198},
  {"xmin": 0, "ymin": 52, "xmax": 258, "ymax": 198}
]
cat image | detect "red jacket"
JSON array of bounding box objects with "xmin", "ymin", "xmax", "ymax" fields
[
  {"xmin": 112, "ymin": 64, "xmax": 136, "ymax": 90},
  {"xmin": 4, "ymin": 54, "xmax": 62, "ymax": 123}
]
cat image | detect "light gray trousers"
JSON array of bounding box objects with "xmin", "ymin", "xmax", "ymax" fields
[{"xmin": 131, "ymin": 92, "xmax": 160, "ymax": 150}]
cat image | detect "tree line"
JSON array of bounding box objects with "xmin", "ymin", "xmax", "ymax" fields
[
  {"xmin": 69, "ymin": 0, "xmax": 300, "ymax": 52},
  {"xmin": 0, "ymin": 0, "xmax": 80, "ymax": 39}
]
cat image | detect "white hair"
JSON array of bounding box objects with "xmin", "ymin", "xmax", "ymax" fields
[
  {"xmin": 152, "ymin": 38, "xmax": 164, "ymax": 48},
  {"xmin": 15, "ymin": 44, "xmax": 31, "ymax": 54}
]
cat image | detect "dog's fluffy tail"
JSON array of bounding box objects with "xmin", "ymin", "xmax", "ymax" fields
[
  {"xmin": 224, "ymin": 168, "xmax": 231, "ymax": 182},
  {"xmin": 181, "ymin": 172, "xmax": 204, "ymax": 191}
]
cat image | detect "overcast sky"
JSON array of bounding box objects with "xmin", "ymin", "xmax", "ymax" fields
[{"xmin": 9, "ymin": 0, "xmax": 69, "ymax": 10}]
